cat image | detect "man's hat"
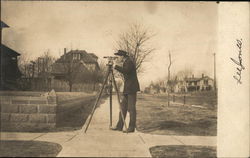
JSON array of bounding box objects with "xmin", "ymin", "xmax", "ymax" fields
[{"xmin": 114, "ymin": 50, "xmax": 128, "ymax": 57}]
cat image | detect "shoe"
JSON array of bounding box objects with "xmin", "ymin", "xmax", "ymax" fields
[
  {"xmin": 123, "ymin": 128, "xmax": 135, "ymax": 133},
  {"xmin": 110, "ymin": 127, "xmax": 122, "ymax": 131}
]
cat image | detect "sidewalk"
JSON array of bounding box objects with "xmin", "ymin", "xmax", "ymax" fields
[{"xmin": 0, "ymin": 96, "xmax": 216, "ymax": 157}]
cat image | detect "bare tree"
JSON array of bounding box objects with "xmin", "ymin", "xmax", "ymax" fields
[
  {"xmin": 167, "ymin": 52, "xmax": 172, "ymax": 84},
  {"xmin": 116, "ymin": 23, "xmax": 155, "ymax": 74},
  {"xmin": 167, "ymin": 52, "xmax": 172, "ymax": 106},
  {"xmin": 37, "ymin": 50, "xmax": 56, "ymax": 74},
  {"xmin": 18, "ymin": 52, "xmax": 31, "ymax": 78},
  {"xmin": 54, "ymin": 52, "xmax": 85, "ymax": 92},
  {"xmin": 176, "ymin": 68, "xmax": 193, "ymax": 80},
  {"xmin": 89, "ymin": 61, "xmax": 106, "ymax": 91},
  {"xmin": 36, "ymin": 50, "xmax": 56, "ymax": 91}
]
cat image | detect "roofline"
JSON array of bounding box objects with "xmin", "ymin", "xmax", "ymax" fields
[
  {"xmin": 1, "ymin": 44, "xmax": 21, "ymax": 56},
  {"xmin": 1, "ymin": 21, "xmax": 9, "ymax": 28}
]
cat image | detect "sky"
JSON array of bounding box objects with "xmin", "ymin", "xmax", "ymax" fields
[{"xmin": 2, "ymin": 1, "xmax": 218, "ymax": 90}]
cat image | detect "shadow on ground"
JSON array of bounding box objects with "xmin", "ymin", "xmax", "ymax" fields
[
  {"xmin": 54, "ymin": 96, "xmax": 106, "ymax": 132},
  {"xmin": 0, "ymin": 140, "xmax": 62, "ymax": 157},
  {"xmin": 150, "ymin": 145, "xmax": 216, "ymax": 158}
]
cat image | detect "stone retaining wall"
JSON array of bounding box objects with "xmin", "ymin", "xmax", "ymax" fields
[{"xmin": 0, "ymin": 90, "xmax": 57, "ymax": 132}]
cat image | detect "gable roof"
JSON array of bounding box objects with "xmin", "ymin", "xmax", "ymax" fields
[
  {"xmin": 185, "ymin": 78, "xmax": 201, "ymax": 82},
  {"xmin": 1, "ymin": 44, "xmax": 21, "ymax": 56},
  {"xmin": 1, "ymin": 21, "xmax": 9, "ymax": 28},
  {"xmin": 56, "ymin": 50, "xmax": 98, "ymax": 64}
]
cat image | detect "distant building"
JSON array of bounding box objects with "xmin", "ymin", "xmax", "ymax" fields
[
  {"xmin": 144, "ymin": 82, "xmax": 161, "ymax": 94},
  {"xmin": 144, "ymin": 74, "xmax": 214, "ymax": 94},
  {"xmin": 174, "ymin": 74, "xmax": 214, "ymax": 93},
  {"xmin": 51, "ymin": 48, "xmax": 100, "ymax": 91},
  {"xmin": 52, "ymin": 48, "xmax": 99, "ymax": 78}
]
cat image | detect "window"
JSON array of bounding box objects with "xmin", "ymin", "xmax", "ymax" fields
[
  {"xmin": 72, "ymin": 54, "xmax": 76, "ymax": 60},
  {"xmin": 73, "ymin": 53, "xmax": 81, "ymax": 60},
  {"xmin": 204, "ymin": 80, "xmax": 208, "ymax": 85}
]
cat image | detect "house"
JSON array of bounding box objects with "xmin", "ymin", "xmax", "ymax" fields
[
  {"xmin": 174, "ymin": 80, "xmax": 187, "ymax": 93},
  {"xmin": 52, "ymin": 49, "xmax": 99, "ymax": 77},
  {"xmin": 51, "ymin": 48, "xmax": 100, "ymax": 91},
  {"xmin": 0, "ymin": 44, "xmax": 22, "ymax": 90},
  {"xmin": 1, "ymin": 20, "xmax": 22, "ymax": 90},
  {"xmin": 174, "ymin": 74, "xmax": 214, "ymax": 92},
  {"xmin": 144, "ymin": 82, "xmax": 160, "ymax": 94},
  {"xmin": 198, "ymin": 75, "xmax": 214, "ymax": 91}
]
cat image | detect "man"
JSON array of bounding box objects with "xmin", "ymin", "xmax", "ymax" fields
[{"xmin": 112, "ymin": 50, "xmax": 140, "ymax": 133}]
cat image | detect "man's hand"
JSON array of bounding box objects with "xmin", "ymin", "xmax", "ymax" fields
[{"xmin": 115, "ymin": 58, "xmax": 123, "ymax": 67}]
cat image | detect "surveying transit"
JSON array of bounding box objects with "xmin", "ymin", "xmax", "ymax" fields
[{"xmin": 84, "ymin": 55, "xmax": 128, "ymax": 133}]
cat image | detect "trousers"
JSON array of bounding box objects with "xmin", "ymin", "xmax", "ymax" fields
[{"xmin": 116, "ymin": 93, "xmax": 137, "ymax": 130}]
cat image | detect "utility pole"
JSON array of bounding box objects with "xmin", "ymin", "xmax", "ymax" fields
[
  {"xmin": 167, "ymin": 51, "xmax": 172, "ymax": 106},
  {"xmin": 213, "ymin": 53, "xmax": 216, "ymax": 92}
]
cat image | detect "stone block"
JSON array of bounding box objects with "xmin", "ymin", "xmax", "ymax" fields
[
  {"xmin": 0, "ymin": 97, "xmax": 11, "ymax": 104},
  {"xmin": 10, "ymin": 114, "xmax": 29, "ymax": 122},
  {"xmin": 1, "ymin": 113, "xmax": 10, "ymax": 122},
  {"xmin": 47, "ymin": 89, "xmax": 57, "ymax": 104},
  {"xmin": 39, "ymin": 105, "xmax": 56, "ymax": 114},
  {"xmin": 47, "ymin": 97, "xmax": 57, "ymax": 104},
  {"xmin": 19, "ymin": 105, "xmax": 38, "ymax": 114},
  {"xmin": 12, "ymin": 100, "xmax": 29, "ymax": 104},
  {"xmin": 1, "ymin": 122, "xmax": 56, "ymax": 132},
  {"xmin": 1, "ymin": 104, "xmax": 19, "ymax": 113},
  {"xmin": 47, "ymin": 114, "xmax": 56, "ymax": 123},
  {"xmin": 30, "ymin": 100, "xmax": 47, "ymax": 104},
  {"xmin": 29, "ymin": 114, "xmax": 47, "ymax": 123}
]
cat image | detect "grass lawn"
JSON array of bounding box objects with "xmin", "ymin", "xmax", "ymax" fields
[
  {"xmin": 150, "ymin": 145, "xmax": 216, "ymax": 158},
  {"xmin": 136, "ymin": 93, "xmax": 217, "ymax": 136},
  {"xmin": 0, "ymin": 140, "xmax": 62, "ymax": 157},
  {"xmin": 156, "ymin": 91, "xmax": 217, "ymax": 109}
]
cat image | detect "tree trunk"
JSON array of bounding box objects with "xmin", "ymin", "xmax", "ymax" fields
[{"xmin": 69, "ymin": 82, "xmax": 72, "ymax": 92}]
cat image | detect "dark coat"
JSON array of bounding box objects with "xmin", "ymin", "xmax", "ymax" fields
[{"xmin": 114, "ymin": 57, "xmax": 140, "ymax": 94}]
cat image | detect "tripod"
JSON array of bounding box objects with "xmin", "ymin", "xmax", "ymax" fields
[{"xmin": 84, "ymin": 57, "xmax": 128, "ymax": 133}]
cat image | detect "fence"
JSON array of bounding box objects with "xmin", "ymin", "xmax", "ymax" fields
[
  {"xmin": 18, "ymin": 78, "xmax": 101, "ymax": 92},
  {"xmin": 155, "ymin": 91, "xmax": 217, "ymax": 108}
]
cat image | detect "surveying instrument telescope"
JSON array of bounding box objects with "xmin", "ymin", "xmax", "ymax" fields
[{"xmin": 84, "ymin": 56, "xmax": 128, "ymax": 133}]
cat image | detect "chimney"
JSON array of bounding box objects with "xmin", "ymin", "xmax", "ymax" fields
[
  {"xmin": 202, "ymin": 73, "xmax": 204, "ymax": 78},
  {"xmin": 64, "ymin": 48, "xmax": 67, "ymax": 55}
]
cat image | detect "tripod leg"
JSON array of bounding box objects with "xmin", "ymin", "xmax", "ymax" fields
[
  {"xmin": 109, "ymin": 75, "xmax": 113, "ymax": 128},
  {"xmin": 84, "ymin": 70, "xmax": 110, "ymax": 133},
  {"xmin": 111, "ymin": 71, "xmax": 128, "ymax": 133}
]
